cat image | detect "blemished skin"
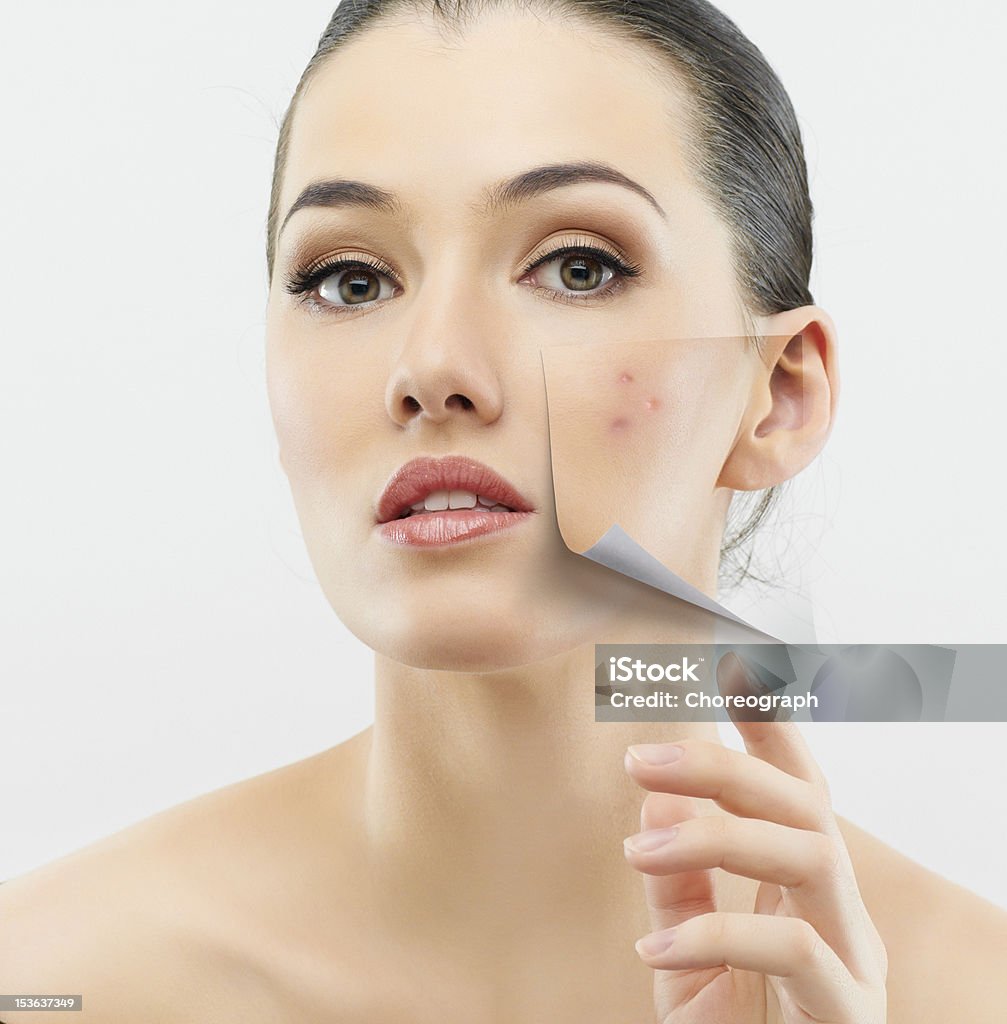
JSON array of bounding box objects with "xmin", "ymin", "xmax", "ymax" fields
[
  {"xmin": 538, "ymin": 334, "xmax": 813, "ymax": 559},
  {"xmin": 1, "ymin": 7, "xmax": 1006, "ymax": 1024}
]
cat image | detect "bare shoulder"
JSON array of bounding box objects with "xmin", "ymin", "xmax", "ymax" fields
[
  {"xmin": 837, "ymin": 814, "xmax": 1007, "ymax": 1024},
  {"xmin": 0, "ymin": 730, "xmax": 372, "ymax": 1023}
]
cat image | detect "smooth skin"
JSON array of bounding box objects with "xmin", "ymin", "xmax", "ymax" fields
[{"xmin": 2, "ymin": 7, "xmax": 1006, "ymax": 1023}]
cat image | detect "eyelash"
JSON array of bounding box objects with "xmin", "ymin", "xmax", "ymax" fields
[{"xmin": 283, "ymin": 236, "xmax": 643, "ymax": 314}]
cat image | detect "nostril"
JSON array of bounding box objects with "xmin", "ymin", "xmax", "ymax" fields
[
  {"xmin": 446, "ymin": 394, "xmax": 475, "ymax": 412},
  {"xmin": 403, "ymin": 395, "xmax": 421, "ymax": 413}
]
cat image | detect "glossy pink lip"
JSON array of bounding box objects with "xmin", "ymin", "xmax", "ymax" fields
[{"xmin": 375, "ymin": 455, "xmax": 536, "ymax": 548}]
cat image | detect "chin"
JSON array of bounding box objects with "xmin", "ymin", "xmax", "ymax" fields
[{"xmin": 337, "ymin": 588, "xmax": 576, "ymax": 672}]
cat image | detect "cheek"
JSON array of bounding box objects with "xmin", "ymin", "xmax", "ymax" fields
[
  {"xmin": 266, "ymin": 336, "xmax": 379, "ymax": 480},
  {"xmin": 541, "ymin": 339, "xmax": 746, "ymax": 554}
]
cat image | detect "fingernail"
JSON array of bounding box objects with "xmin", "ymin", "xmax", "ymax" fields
[
  {"xmin": 636, "ymin": 928, "xmax": 676, "ymax": 958},
  {"xmin": 627, "ymin": 743, "xmax": 685, "ymax": 765},
  {"xmin": 624, "ymin": 826, "xmax": 679, "ymax": 853}
]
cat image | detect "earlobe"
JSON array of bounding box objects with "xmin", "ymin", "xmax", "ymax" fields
[{"xmin": 717, "ymin": 305, "xmax": 840, "ymax": 491}]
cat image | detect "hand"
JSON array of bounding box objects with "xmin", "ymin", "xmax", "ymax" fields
[{"xmin": 622, "ymin": 719, "xmax": 888, "ymax": 1023}]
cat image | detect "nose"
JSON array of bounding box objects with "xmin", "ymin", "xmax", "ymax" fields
[{"xmin": 384, "ymin": 286, "xmax": 506, "ymax": 428}]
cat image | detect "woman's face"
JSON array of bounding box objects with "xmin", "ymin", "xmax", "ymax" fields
[{"xmin": 265, "ymin": 8, "xmax": 765, "ymax": 670}]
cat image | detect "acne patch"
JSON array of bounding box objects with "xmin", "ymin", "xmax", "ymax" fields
[{"xmin": 540, "ymin": 335, "xmax": 813, "ymax": 643}]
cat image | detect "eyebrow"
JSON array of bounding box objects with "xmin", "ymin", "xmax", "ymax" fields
[{"xmin": 277, "ymin": 160, "xmax": 667, "ymax": 240}]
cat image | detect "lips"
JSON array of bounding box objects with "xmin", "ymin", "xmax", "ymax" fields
[{"xmin": 376, "ymin": 455, "xmax": 535, "ymax": 525}]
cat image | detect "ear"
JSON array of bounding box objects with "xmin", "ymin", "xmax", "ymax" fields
[{"xmin": 717, "ymin": 306, "xmax": 839, "ymax": 491}]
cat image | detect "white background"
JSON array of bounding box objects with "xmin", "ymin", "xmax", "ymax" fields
[{"xmin": 1, "ymin": 2, "xmax": 1004, "ymax": 907}]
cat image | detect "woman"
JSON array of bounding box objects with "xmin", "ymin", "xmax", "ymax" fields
[{"xmin": 2, "ymin": 1, "xmax": 1004, "ymax": 1021}]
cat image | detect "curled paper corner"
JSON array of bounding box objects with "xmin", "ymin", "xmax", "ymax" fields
[{"xmin": 581, "ymin": 524, "xmax": 820, "ymax": 649}]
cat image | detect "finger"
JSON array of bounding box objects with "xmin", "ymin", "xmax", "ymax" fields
[
  {"xmin": 625, "ymin": 813, "xmax": 835, "ymax": 888},
  {"xmin": 731, "ymin": 716, "xmax": 829, "ymax": 791},
  {"xmin": 636, "ymin": 792, "xmax": 716, "ymax": 927},
  {"xmin": 754, "ymin": 878, "xmax": 783, "ymax": 917},
  {"xmin": 635, "ymin": 912, "xmax": 877, "ymax": 1024},
  {"xmin": 717, "ymin": 650, "xmax": 787, "ymax": 724},
  {"xmin": 635, "ymin": 792, "xmax": 726, "ymax": 1008},
  {"xmin": 625, "ymin": 812, "xmax": 875, "ymax": 974},
  {"xmin": 625, "ymin": 740, "xmax": 825, "ymax": 831}
]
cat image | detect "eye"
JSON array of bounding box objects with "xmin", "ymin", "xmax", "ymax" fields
[
  {"xmin": 284, "ymin": 253, "xmax": 398, "ymax": 313},
  {"xmin": 521, "ymin": 237, "xmax": 643, "ymax": 301},
  {"xmin": 283, "ymin": 236, "xmax": 643, "ymax": 315}
]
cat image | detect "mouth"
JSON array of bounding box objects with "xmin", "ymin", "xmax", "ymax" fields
[
  {"xmin": 375, "ymin": 455, "xmax": 535, "ymax": 547},
  {"xmin": 397, "ymin": 493, "xmax": 517, "ymax": 517}
]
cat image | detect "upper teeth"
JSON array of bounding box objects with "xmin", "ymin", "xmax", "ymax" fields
[{"xmin": 404, "ymin": 490, "xmax": 512, "ymax": 515}]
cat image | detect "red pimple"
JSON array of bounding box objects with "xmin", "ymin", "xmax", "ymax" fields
[
  {"xmin": 618, "ymin": 372, "xmax": 634, "ymax": 384},
  {"xmin": 610, "ymin": 416, "xmax": 630, "ymax": 432},
  {"xmin": 644, "ymin": 396, "xmax": 661, "ymax": 411}
]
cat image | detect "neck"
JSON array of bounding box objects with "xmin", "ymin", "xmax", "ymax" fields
[{"xmin": 360, "ymin": 582, "xmax": 761, "ymax": 964}]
